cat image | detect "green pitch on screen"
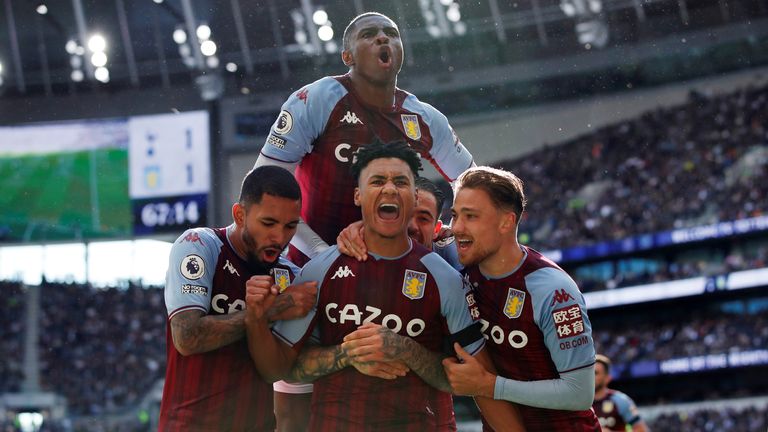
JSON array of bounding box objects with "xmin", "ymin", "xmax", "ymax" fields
[{"xmin": 0, "ymin": 148, "xmax": 130, "ymax": 242}]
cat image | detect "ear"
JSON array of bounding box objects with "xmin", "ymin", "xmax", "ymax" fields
[
  {"xmin": 354, "ymin": 187, "xmax": 361, "ymax": 207},
  {"xmin": 342, "ymin": 49, "xmax": 354, "ymax": 67},
  {"xmin": 499, "ymin": 211, "xmax": 518, "ymax": 234},
  {"xmin": 232, "ymin": 203, "xmax": 246, "ymax": 226}
]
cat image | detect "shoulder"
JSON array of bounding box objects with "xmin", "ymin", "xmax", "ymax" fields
[
  {"xmin": 300, "ymin": 245, "xmax": 343, "ymax": 278},
  {"xmin": 300, "ymin": 76, "xmax": 348, "ymax": 104},
  {"xmin": 170, "ymin": 228, "xmax": 221, "ymax": 256},
  {"xmin": 523, "ymin": 248, "xmax": 578, "ymax": 296},
  {"xmin": 276, "ymin": 256, "xmax": 301, "ymax": 275},
  {"xmin": 401, "ymin": 91, "xmax": 447, "ymax": 123}
]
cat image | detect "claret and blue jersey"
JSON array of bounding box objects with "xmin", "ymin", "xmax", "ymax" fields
[
  {"xmin": 464, "ymin": 245, "xmax": 601, "ymax": 431},
  {"xmin": 273, "ymin": 241, "xmax": 483, "ymax": 431},
  {"xmin": 261, "ymin": 74, "xmax": 474, "ymax": 264}
]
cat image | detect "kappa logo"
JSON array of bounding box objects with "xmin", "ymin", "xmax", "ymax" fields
[
  {"xmin": 550, "ymin": 289, "xmax": 575, "ymax": 307},
  {"xmin": 340, "ymin": 111, "xmax": 364, "ymax": 125},
  {"xmin": 223, "ymin": 259, "xmax": 240, "ymax": 276},
  {"xmin": 296, "ymin": 88, "xmax": 309, "ymax": 104},
  {"xmin": 331, "ymin": 265, "xmax": 355, "ymax": 279}
]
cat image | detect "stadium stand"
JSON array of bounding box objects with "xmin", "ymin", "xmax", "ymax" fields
[
  {"xmin": 0, "ymin": 281, "xmax": 25, "ymax": 394},
  {"xmin": 493, "ymin": 82, "xmax": 768, "ymax": 251},
  {"xmin": 37, "ymin": 283, "xmax": 165, "ymax": 416},
  {"xmin": 649, "ymin": 404, "xmax": 768, "ymax": 431}
]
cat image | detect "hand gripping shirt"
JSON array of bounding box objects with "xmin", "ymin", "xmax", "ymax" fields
[
  {"xmin": 159, "ymin": 227, "xmax": 298, "ymax": 432},
  {"xmin": 593, "ymin": 389, "xmax": 642, "ymax": 431},
  {"xmin": 261, "ymin": 74, "xmax": 474, "ymax": 264},
  {"xmin": 273, "ymin": 242, "xmax": 484, "ymax": 432},
  {"xmin": 463, "ymin": 246, "xmax": 601, "ymax": 432}
]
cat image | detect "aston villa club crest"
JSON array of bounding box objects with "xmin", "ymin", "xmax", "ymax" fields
[
  {"xmin": 402, "ymin": 269, "xmax": 427, "ymax": 300},
  {"xmin": 503, "ymin": 288, "xmax": 526, "ymax": 319},
  {"xmin": 272, "ymin": 268, "xmax": 291, "ymax": 293},
  {"xmin": 401, "ymin": 114, "xmax": 421, "ymax": 140},
  {"xmin": 602, "ymin": 400, "xmax": 614, "ymax": 414}
]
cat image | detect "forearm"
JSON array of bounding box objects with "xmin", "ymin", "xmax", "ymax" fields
[
  {"xmin": 265, "ymin": 293, "xmax": 296, "ymax": 322},
  {"xmin": 244, "ymin": 315, "xmax": 295, "ymax": 382},
  {"xmin": 287, "ymin": 344, "xmax": 350, "ymax": 383},
  {"xmin": 171, "ymin": 310, "xmax": 245, "ymax": 356},
  {"xmin": 493, "ymin": 367, "xmax": 595, "ymax": 410},
  {"xmin": 397, "ymin": 338, "xmax": 452, "ymax": 393},
  {"xmin": 472, "ymin": 348, "xmax": 526, "ymax": 431}
]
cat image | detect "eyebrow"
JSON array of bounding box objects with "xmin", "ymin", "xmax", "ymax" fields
[{"xmin": 370, "ymin": 174, "xmax": 411, "ymax": 182}]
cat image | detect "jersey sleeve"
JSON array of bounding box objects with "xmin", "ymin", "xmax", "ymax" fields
[
  {"xmin": 164, "ymin": 228, "xmax": 222, "ymax": 320},
  {"xmin": 433, "ymin": 236, "xmax": 463, "ymax": 271},
  {"xmin": 528, "ymin": 267, "xmax": 596, "ymax": 373},
  {"xmin": 421, "ymin": 252, "xmax": 484, "ymax": 355},
  {"xmin": 613, "ymin": 392, "xmax": 642, "ymax": 424},
  {"xmin": 272, "ymin": 247, "xmax": 341, "ymax": 347},
  {"xmin": 403, "ymin": 96, "xmax": 474, "ymax": 182},
  {"xmin": 260, "ymin": 77, "xmax": 347, "ymax": 163}
]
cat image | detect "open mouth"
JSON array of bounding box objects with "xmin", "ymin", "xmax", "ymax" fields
[
  {"xmin": 378, "ymin": 48, "xmax": 392, "ymax": 66},
  {"xmin": 456, "ymin": 238, "xmax": 473, "ymax": 252},
  {"xmin": 377, "ymin": 203, "xmax": 400, "ymax": 221},
  {"xmin": 261, "ymin": 247, "xmax": 282, "ymax": 261}
]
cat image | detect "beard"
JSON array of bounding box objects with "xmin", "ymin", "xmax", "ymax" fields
[{"xmin": 241, "ymin": 227, "xmax": 282, "ymax": 273}]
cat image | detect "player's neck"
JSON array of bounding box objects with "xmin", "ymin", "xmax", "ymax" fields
[
  {"xmin": 595, "ymin": 387, "xmax": 608, "ymax": 400},
  {"xmin": 364, "ymin": 228, "xmax": 411, "ymax": 258},
  {"xmin": 350, "ymin": 73, "xmax": 397, "ymax": 109},
  {"xmin": 227, "ymin": 225, "xmax": 247, "ymax": 260},
  {"xmin": 478, "ymin": 240, "xmax": 524, "ymax": 278}
]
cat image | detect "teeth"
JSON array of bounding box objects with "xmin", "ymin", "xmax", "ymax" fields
[{"xmin": 379, "ymin": 203, "xmax": 399, "ymax": 210}]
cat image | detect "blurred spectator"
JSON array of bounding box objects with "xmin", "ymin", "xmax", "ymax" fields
[
  {"xmin": 0, "ymin": 281, "xmax": 25, "ymax": 393},
  {"xmin": 38, "ymin": 282, "xmax": 166, "ymax": 416},
  {"xmin": 594, "ymin": 311, "xmax": 768, "ymax": 366},
  {"xmin": 649, "ymin": 405, "xmax": 768, "ymax": 432},
  {"xmin": 490, "ymin": 83, "xmax": 768, "ymax": 251}
]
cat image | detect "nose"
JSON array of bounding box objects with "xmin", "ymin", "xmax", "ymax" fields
[
  {"xmin": 451, "ymin": 215, "xmax": 464, "ymax": 235},
  {"xmin": 375, "ymin": 30, "xmax": 389, "ymax": 44},
  {"xmin": 407, "ymin": 219, "xmax": 418, "ymax": 235}
]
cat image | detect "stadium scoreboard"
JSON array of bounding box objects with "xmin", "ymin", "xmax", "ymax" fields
[{"xmin": 129, "ymin": 111, "xmax": 210, "ymax": 235}]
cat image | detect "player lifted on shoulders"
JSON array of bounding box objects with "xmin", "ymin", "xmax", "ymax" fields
[{"xmin": 246, "ymin": 142, "xmax": 523, "ymax": 431}]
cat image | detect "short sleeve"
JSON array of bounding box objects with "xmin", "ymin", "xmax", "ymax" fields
[
  {"xmin": 613, "ymin": 392, "xmax": 642, "ymax": 424},
  {"xmin": 402, "ymin": 96, "xmax": 474, "ymax": 182},
  {"xmin": 528, "ymin": 267, "xmax": 596, "ymax": 373},
  {"xmin": 260, "ymin": 77, "xmax": 347, "ymax": 163},
  {"xmin": 272, "ymin": 247, "xmax": 341, "ymax": 347},
  {"xmin": 421, "ymin": 253, "xmax": 484, "ymax": 355},
  {"xmin": 164, "ymin": 229, "xmax": 223, "ymax": 320}
]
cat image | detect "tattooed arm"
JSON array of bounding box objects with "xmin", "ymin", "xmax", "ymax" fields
[
  {"xmin": 286, "ymin": 343, "xmax": 410, "ymax": 383},
  {"xmin": 342, "ymin": 323, "xmax": 452, "ymax": 392},
  {"xmin": 171, "ymin": 279, "xmax": 316, "ymax": 357},
  {"xmin": 170, "ymin": 309, "xmax": 246, "ymax": 356}
]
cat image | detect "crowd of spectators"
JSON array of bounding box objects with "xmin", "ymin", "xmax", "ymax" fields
[
  {"xmin": 0, "ymin": 281, "xmax": 25, "ymax": 394},
  {"xmin": 37, "ymin": 282, "xmax": 166, "ymax": 416},
  {"xmin": 594, "ymin": 309, "xmax": 768, "ymax": 366},
  {"xmin": 489, "ymin": 82, "xmax": 768, "ymax": 251},
  {"xmin": 576, "ymin": 244, "xmax": 768, "ymax": 293},
  {"xmin": 649, "ymin": 405, "xmax": 768, "ymax": 432}
]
